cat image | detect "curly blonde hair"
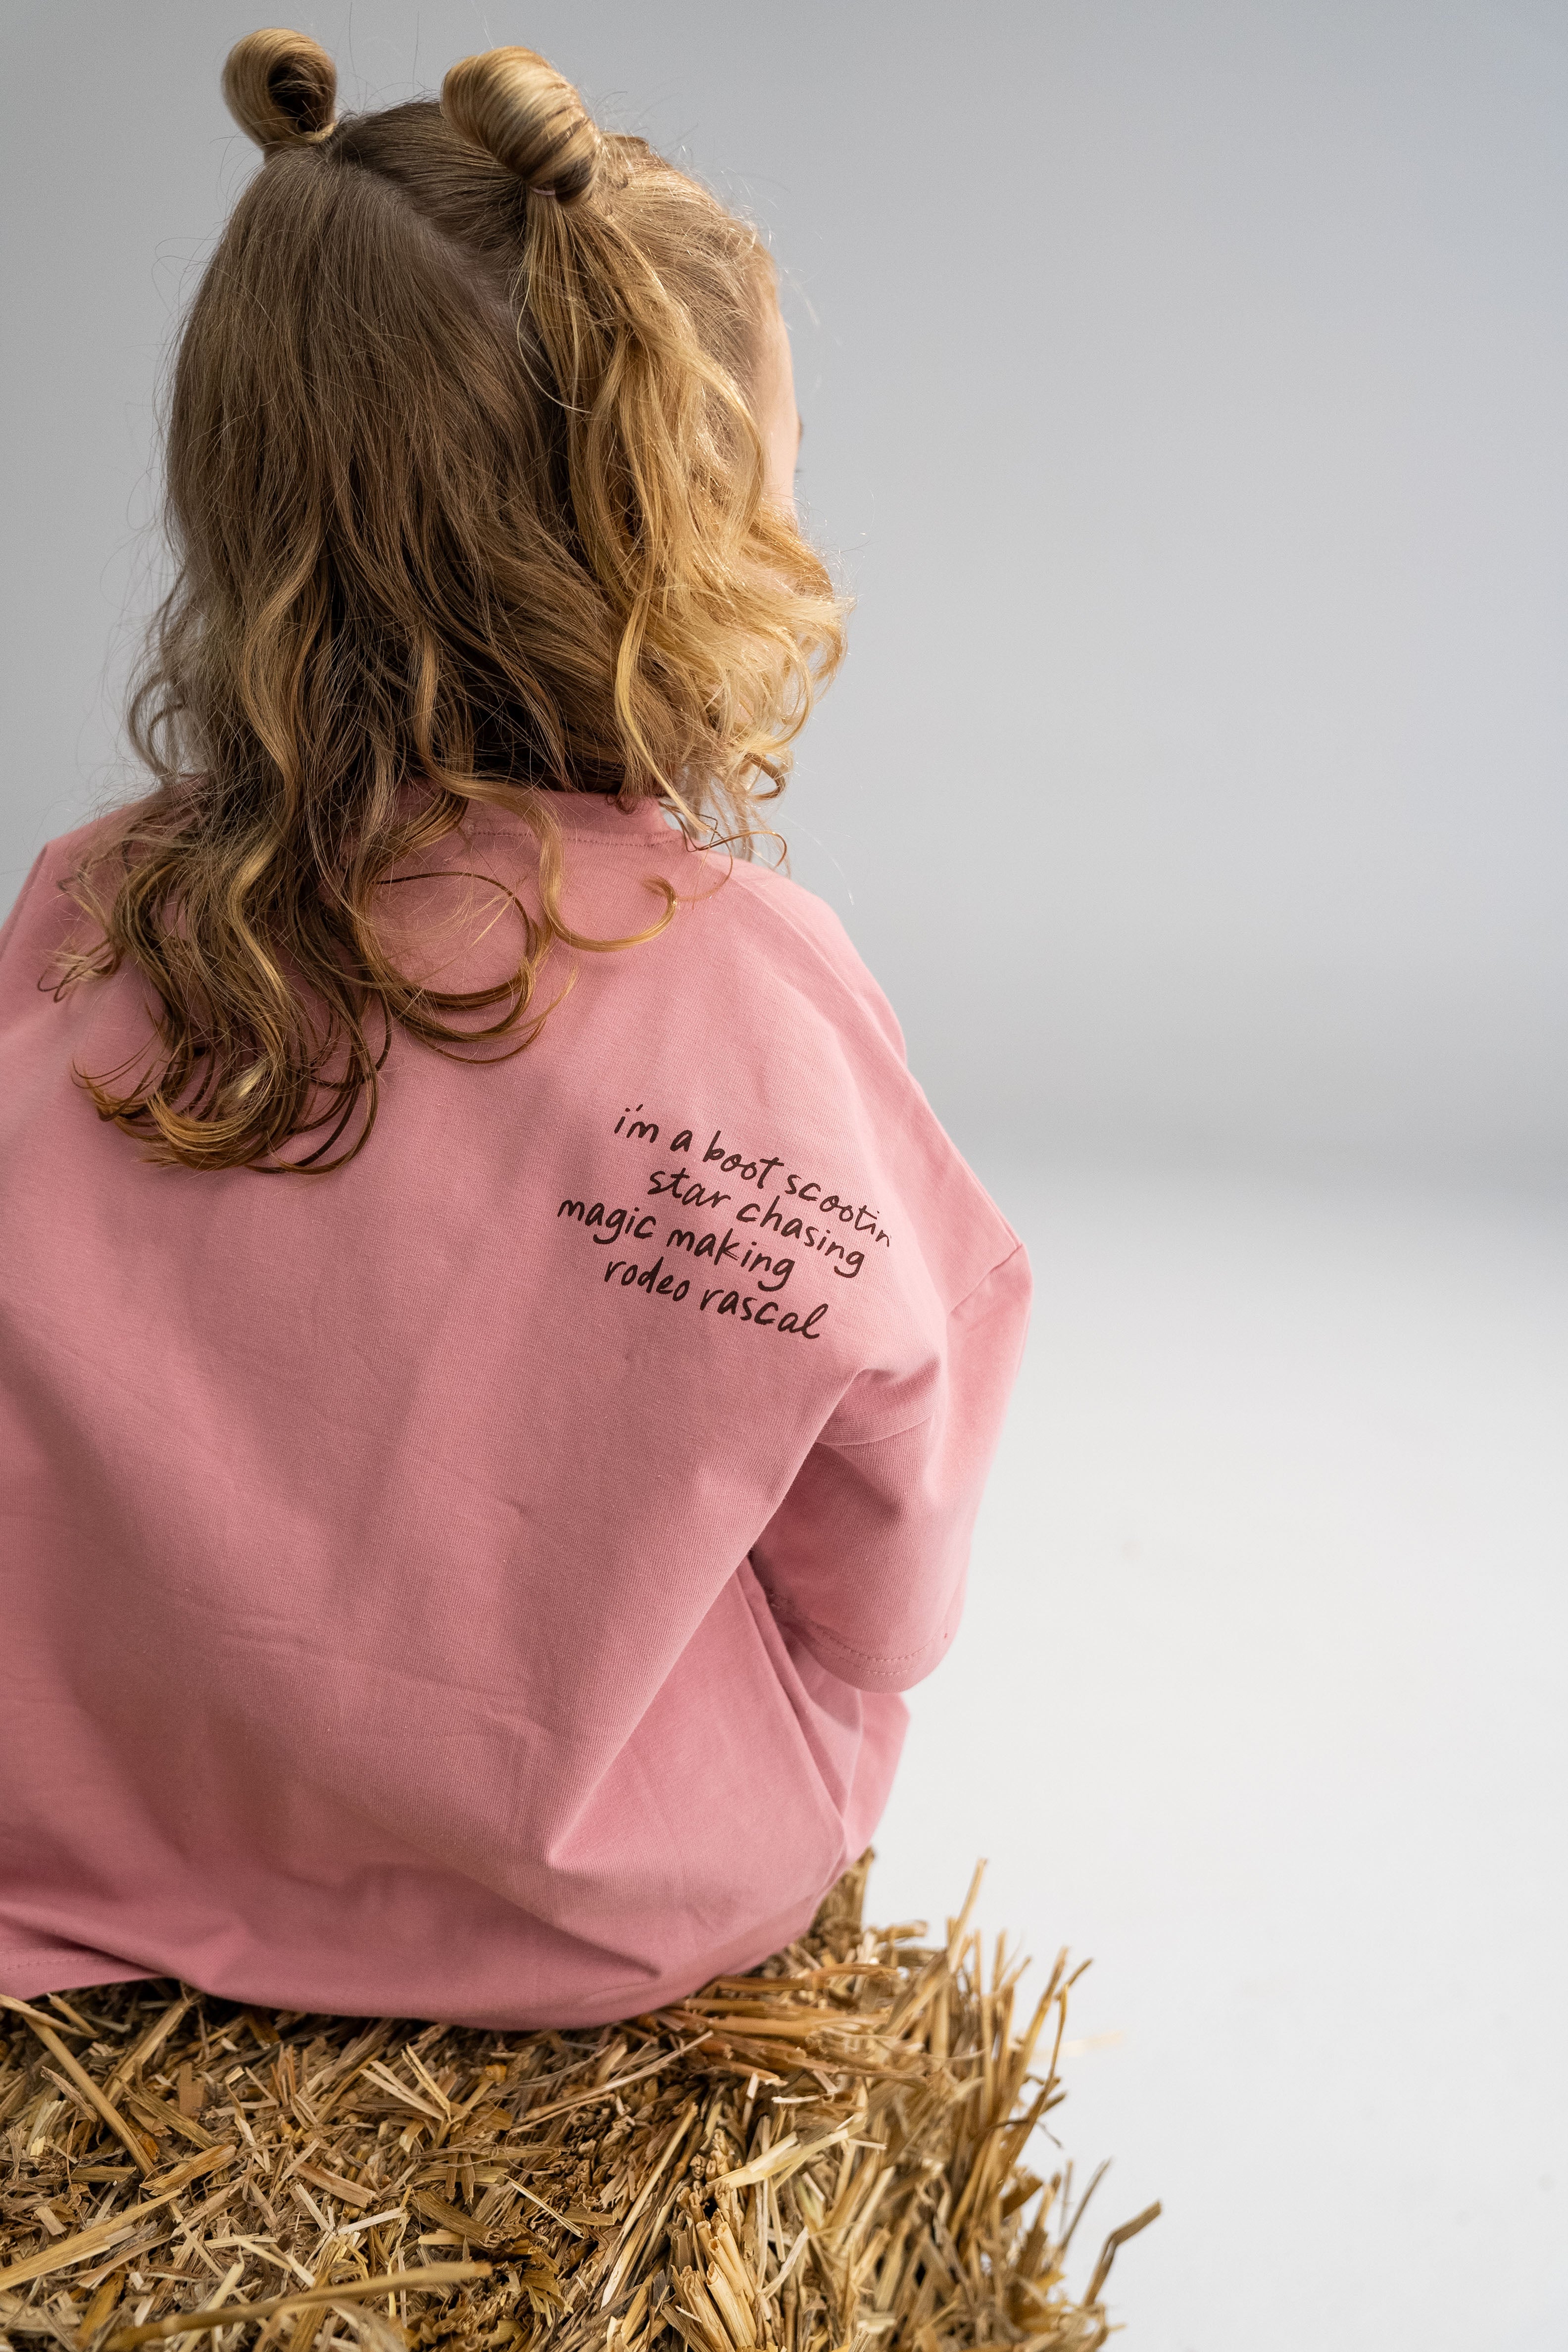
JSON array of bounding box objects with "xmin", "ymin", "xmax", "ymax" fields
[{"xmin": 63, "ymin": 32, "xmax": 846, "ymax": 1171}]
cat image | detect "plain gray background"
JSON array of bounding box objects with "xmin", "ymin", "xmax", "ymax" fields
[
  {"xmin": 4, "ymin": 0, "xmax": 1566, "ymax": 1173},
  {"xmin": 4, "ymin": 7, "xmax": 1567, "ymax": 2349}
]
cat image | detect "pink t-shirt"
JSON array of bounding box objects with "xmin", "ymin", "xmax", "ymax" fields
[{"xmin": 0, "ymin": 793, "xmax": 1029, "ymax": 2027}]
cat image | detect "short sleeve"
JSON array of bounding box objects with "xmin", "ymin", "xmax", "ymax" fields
[{"xmin": 749, "ymin": 1238, "xmax": 1031, "ymax": 1692}]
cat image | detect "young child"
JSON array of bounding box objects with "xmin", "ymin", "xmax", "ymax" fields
[{"xmin": 0, "ymin": 35, "xmax": 1030, "ymax": 2029}]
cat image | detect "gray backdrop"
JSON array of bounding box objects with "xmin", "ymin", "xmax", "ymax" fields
[{"xmin": 4, "ymin": 0, "xmax": 1565, "ymax": 1176}]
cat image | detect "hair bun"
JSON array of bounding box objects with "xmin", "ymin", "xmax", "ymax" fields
[
  {"xmin": 441, "ymin": 47, "xmax": 600, "ymax": 202},
  {"xmin": 223, "ymin": 29, "xmax": 337, "ymax": 149}
]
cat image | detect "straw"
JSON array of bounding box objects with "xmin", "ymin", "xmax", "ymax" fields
[{"xmin": 0, "ymin": 1858, "xmax": 1158, "ymax": 2352}]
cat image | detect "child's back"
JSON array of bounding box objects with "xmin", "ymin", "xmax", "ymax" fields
[{"xmin": 0, "ymin": 34, "xmax": 1029, "ymax": 2025}]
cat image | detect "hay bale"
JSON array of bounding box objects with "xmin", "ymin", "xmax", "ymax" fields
[{"xmin": 0, "ymin": 1861, "xmax": 1157, "ymax": 2352}]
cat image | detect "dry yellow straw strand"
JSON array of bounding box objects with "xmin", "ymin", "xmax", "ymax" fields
[
  {"xmin": 0, "ymin": 1995, "xmax": 154, "ymax": 2177},
  {"xmin": 0, "ymin": 2144, "xmax": 234, "ymax": 2292},
  {"xmin": 104, "ymin": 2262, "xmax": 489, "ymax": 2349}
]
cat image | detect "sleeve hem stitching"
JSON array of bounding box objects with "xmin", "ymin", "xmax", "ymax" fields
[{"xmin": 770, "ymin": 1603, "xmax": 949, "ymax": 1669}]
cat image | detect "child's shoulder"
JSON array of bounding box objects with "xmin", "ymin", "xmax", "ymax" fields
[
  {"xmin": 0, "ymin": 806, "xmax": 133, "ymax": 974},
  {"xmin": 688, "ymin": 848, "xmax": 1022, "ymax": 1309},
  {"xmin": 703, "ymin": 851, "xmax": 908, "ymax": 1065}
]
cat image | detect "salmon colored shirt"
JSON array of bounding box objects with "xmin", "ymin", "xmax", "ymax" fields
[{"xmin": 0, "ymin": 794, "xmax": 1030, "ymax": 2027}]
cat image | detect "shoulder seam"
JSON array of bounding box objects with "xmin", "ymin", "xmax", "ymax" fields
[
  {"xmin": 713, "ymin": 862, "xmax": 902, "ymax": 1051},
  {"xmin": 949, "ymin": 1235, "xmax": 1029, "ymax": 1317}
]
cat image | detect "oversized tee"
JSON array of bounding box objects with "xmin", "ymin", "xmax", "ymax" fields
[{"xmin": 0, "ymin": 792, "xmax": 1030, "ymax": 2027}]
